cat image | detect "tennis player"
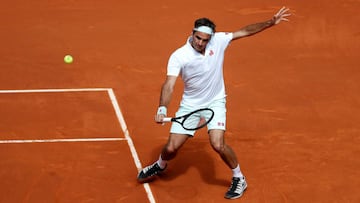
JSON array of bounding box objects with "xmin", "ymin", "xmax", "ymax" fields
[{"xmin": 138, "ymin": 7, "xmax": 290, "ymax": 199}]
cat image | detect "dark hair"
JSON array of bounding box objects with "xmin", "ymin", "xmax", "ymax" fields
[{"xmin": 193, "ymin": 18, "xmax": 216, "ymax": 33}]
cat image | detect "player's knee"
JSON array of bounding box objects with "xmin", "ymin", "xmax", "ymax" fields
[
  {"xmin": 210, "ymin": 142, "xmax": 225, "ymax": 154},
  {"xmin": 164, "ymin": 144, "xmax": 178, "ymax": 155}
]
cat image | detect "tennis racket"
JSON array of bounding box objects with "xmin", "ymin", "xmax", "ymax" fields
[{"xmin": 162, "ymin": 108, "xmax": 214, "ymax": 130}]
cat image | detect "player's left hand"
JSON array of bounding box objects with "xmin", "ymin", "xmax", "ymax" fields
[{"xmin": 273, "ymin": 7, "xmax": 291, "ymax": 24}]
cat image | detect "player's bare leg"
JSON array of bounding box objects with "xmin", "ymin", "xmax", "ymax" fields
[
  {"xmin": 208, "ymin": 129, "xmax": 247, "ymax": 199},
  {"xmin": 137, "ymin": 133, "xmax": 189, "ymax": 183},
  {"xmin": 208, "ymin": 129, "xmax": 238, "ymax": 168}
]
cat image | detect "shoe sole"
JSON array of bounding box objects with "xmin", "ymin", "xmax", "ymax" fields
[
  {"xmin": 137, "ymin": 175, "xmax": 157, "ymax": 183},
  {"xmin": 137, "ymin": 170, "xmax": 166, "ymax": 183},
  {"xmin": 224, "ymin": 185, "xmax": 247, "ymax": 199}
]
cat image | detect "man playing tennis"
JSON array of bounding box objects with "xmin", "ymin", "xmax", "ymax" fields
[{"xmin": 138, "ymin": 7, "xmax": 290, "ymax": 199}]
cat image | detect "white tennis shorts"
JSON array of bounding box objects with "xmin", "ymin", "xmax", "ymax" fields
[{"xmin": 170, "ymin": 98, "xmax": 226, "ymax": 136}]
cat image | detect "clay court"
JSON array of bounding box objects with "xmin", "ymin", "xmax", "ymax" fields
[{"xmin": 0, "ymin": 0, "xmax": 359, "ymax": 202}]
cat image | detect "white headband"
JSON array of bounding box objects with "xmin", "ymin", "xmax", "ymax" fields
[{"xmin": 193, "ymin": 26, "xmax": 214, "ymax": 35}]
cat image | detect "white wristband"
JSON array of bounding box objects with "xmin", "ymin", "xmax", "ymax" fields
[{"xmin": 157, "ymin": 106, "xmax": 167, "ymax": 116}]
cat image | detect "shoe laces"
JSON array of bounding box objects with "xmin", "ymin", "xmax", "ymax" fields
[
  {"xmin": 143, "ymin": 163, "xmax": 160, "ymax": 176},
  {"xmin": 229, "ymin": 178, "xmax": 245, "ymax": 193}
]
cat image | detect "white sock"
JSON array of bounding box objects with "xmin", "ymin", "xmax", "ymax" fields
[
  {"xmin": 156, "ymin": 155, "xmax": 167, "ymax": 169},
  {"xmin": 232, "ymin": 164, "xmax": 244, "ymax": 178}
]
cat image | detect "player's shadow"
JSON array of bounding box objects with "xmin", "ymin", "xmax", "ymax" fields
[{"xmin": 151, "ymin": 136, "xmax": 229, "ymax": 187}]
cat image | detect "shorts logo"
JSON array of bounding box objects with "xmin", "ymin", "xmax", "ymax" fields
[{"xmin": 217, "ymin": 122, "xmax": 225, "ymax": 127}]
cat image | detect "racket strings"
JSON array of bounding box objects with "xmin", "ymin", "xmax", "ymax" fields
[{"xmin": 182, "ymin": 109, "xmax": 213, "ymax": 130}]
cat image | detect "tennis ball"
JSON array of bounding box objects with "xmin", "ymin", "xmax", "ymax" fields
[{"xmin": 64, "ymin": 55, "xmax": 73, "ymax": 64}]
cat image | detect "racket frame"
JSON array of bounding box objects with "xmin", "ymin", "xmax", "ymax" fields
[{"xmin": 162, "ymin": 108, "xmax": 214, "ymax": 130}]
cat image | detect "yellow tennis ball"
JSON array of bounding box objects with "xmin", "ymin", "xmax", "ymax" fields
[{"xmin": 64, "ymin": 55, "xmax": 73, "ymax": 64}]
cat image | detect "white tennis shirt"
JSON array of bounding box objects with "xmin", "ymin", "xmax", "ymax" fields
[{"xmin": 167, "ymin": 32, "xmax": 233, "ymax": 107}]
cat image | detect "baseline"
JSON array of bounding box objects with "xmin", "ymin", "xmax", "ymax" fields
[{"xmin": 0, "ymin": 137, "xmax": 125, "ymax": 144}]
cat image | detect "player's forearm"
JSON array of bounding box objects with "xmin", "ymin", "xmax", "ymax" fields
[
  {"xmin": 233, "ymin": 18, "xmax": 275, "ymax": 39},
  {"xmin": 159, "ymin": 83, "xmax": 173, "ymax": 107},
  {"xmin": 241, "ymin": 18, "xmax": 275, "ymax": 35}
]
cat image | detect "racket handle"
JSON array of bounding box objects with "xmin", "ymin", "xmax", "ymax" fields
[{"xmin": 162, "ymin": 117, "xmax": 172, "ymax": 122}]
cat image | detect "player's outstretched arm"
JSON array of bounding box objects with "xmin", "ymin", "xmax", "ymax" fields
[{"xmin": 232, "ymin": 6, "xmax": 291, "ymax": 40}]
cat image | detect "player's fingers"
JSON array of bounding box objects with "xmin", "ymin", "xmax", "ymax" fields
[
  {"xmin": 281, "ymin": 7, "xmax": 290, "ymax": 13},
  {"xmin": 154, "ymin": 114, "xmax": 165, "ymax": 123},
  {"xmin": 276, "ymin": 7, "xmax": 290, "ymax": 17},
  {"xmin": 282, "ymin": 13, "xmax": 291, "ymax": 17},
  {"xmin": 154, "ymin": 114, "xmax": 161, "ymax": 122},
  {"xmin": 275, "ymin": 6, "xmax": 285, "ymax": 16},
  {"xmin": 274, "ymin": 10, "xmax": 291, "ymax": 24}
]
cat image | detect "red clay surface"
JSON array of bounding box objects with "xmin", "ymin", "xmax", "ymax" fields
[{"xmin": 1, "ymin": 0, "xmax": 359, "ymax": 202}]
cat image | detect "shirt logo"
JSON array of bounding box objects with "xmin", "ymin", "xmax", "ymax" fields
[{"xmin": 209, "ymin": 50, "xmax": 214, "ymax": 56}]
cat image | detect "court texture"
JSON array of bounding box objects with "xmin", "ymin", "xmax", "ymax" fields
[{"xmin": 0, "ymin": 0, "xmax": 359, "ymax": 202}]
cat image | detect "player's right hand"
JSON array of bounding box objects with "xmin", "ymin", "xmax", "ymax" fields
[
  {"xmin": 155, "ymin": 106, "xmax": 167, "ymax": 124},
  {"xmin": 154, "ymin": 114, "xmax": 165, "ymax": 123}
]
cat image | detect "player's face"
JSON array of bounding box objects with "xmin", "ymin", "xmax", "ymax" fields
[{"xmin": 191, "ymin": 31, "xmax": 211, "ymax": 54}]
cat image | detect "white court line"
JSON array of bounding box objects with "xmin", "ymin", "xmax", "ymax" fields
[
  {"xmin": 0, "ymin": 88, "xmax": 156, "ymax": 203},
  {"xmin": 0, "ymin": 88, "xmax": 110, "ymax": 93},
  {"xmin": 107, "ymin": 89, "xmax": 156, "ymax": 203},
  {"xmin": 0, "ymin": 137, "xmax": 125, "ymax": 144}
]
